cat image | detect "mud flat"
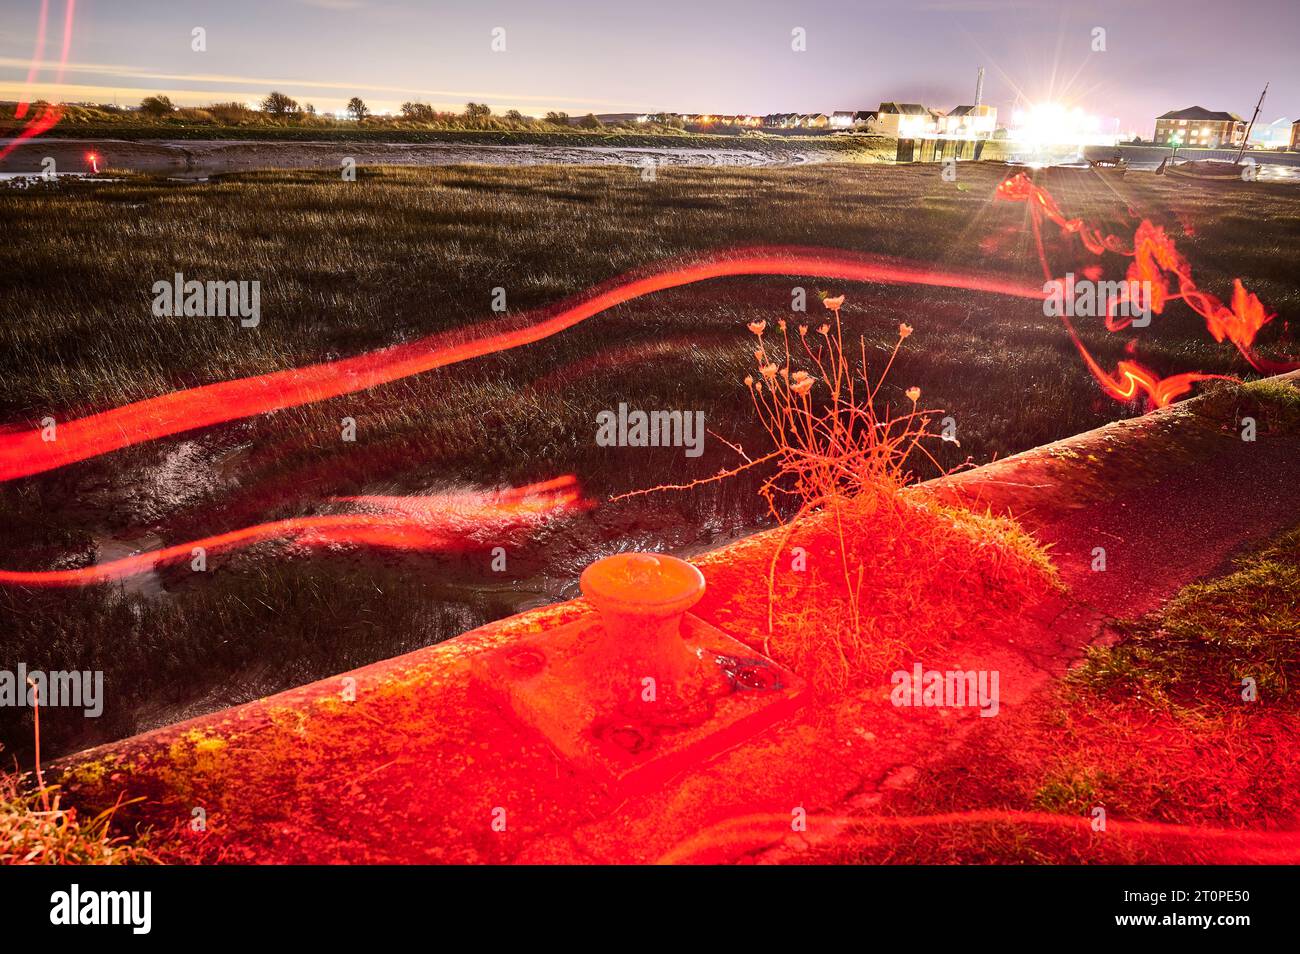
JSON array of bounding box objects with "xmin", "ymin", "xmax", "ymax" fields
[{"xmin": 0, "ymin": 136, "xmax": 894, "ymax": 178}]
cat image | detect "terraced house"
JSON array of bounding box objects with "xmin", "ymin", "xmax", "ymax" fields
[{"xmin": 1154, "ymin": 106, "xmax": 1247, "ymax": 148}]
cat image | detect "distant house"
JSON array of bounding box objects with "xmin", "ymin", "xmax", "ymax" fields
[
  {"xmin": 803, "ymin": 113, "xmax": 830, "ymax": 128},
  {"xmin": 825, "ymin": 110, "xmax": 876, "ymax": 130},
  {"xmin": 870, "ymin": 103, "xmax": 933, "ymax": 137},
  {"xmin": 1292, "ymin": 119, "xmax": 1300, "ymax": 151},
  {"xmin": 1154, "ymin": 107, "xmax": 1246, "ymax": 148},
  {"xmin": 941, "ymin": 104, "xmax": 998, "ymax": 139}
]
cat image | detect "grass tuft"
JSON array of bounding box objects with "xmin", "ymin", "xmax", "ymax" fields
[
  {"xmin": 1073, "ymin": 524, "xmax": 1300, "ymax": 709},
  {"xmin": 0, "ymin": 769, "xmax": 154, "ymax": 864}
]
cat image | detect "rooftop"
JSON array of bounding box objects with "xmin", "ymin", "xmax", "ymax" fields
[
  {"xmin": 878, "ymin": 102, "xmax": 929, "ymax": 115},
  {"xmin": 1158, "ymin": 106, "xmax": 1244, "ymax": 122}
]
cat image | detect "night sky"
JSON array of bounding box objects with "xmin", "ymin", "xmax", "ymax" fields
[{"xmin": 1, "ymin": 0, "xmax": 1294, "ymax": 134}]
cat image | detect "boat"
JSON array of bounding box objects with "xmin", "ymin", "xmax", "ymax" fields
[
  {"xmin": 1157, "ymin": 157, "xmax": 1249, "ymax": 180},
  {"xmin": 1088, "ymin": 156, "xmax": 1127, "ymax": 177},
  {"xmin": 1156, "ymin": 84, "xmax": 1267, "ymax": 182}
]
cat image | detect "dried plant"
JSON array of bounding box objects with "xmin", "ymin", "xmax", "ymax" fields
[
  {"xmin": 737, "ymin": 296, "xmax": 950, "ymax": 647},
  {"xmin": 622, "ymin": 293, "xmax": 955, "ymax": 654}
]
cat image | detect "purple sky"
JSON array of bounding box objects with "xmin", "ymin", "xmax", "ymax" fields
[{"xmin": 2, "ymin": 0, "xmax": 1294, "ymax": 133}]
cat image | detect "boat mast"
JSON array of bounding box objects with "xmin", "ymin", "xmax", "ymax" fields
[{"xmin": 1234, "ymin": 83, "xmax": 1268, "ymax": 163}]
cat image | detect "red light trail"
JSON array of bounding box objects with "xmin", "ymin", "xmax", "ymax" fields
[
  {"xmin": 0, "ymin": 186, "xmax": 1288, "ymax": 480},
  {"xmin": 0, "ymin": 248, "xmax": 1046, "ymax": 482},
  {"xmin": 0, "ymin": 102, "xmax": 62, "ymax": 163},
  {"xmin": 13, "ymin": 0, "xmax": 49, "ymax": 121},
  {"xmin": 0, "ymin": 179, "xmax": 1287, "ymax": 584},
  {"xmin": 0, "ymin": 477, "xmax": 584, "ymax": 586},
  {"xmin": 55, "ymin": 0, "xmax": 75, "ymax": 86},
  {"xmin": 3, "ymin": 0, "xmax": 74, "ymax": 161},
  {"xmin": 996, "ymin": 172, "xmax": 1295, "ymax": 405}
]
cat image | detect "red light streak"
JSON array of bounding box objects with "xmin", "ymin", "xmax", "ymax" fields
[
  {"xmin": 0, "ymin": 247, "xmax": 1045, "ymax": 482},
  {"xmin": 1, "ymin": 192, "xmax": 1283, "ymax": 480},
  {"xmin": 13, "ymin": 0, "xmax": 49, "ymax": 120},
  {"xmin": 0, "ymin": 477, "xmax": 583, "ymax": 586},
  {"xmin": 55, "ymin": 0, "xmax": 75, "ymax": 85},
  {"xmin": 996, "ymin": 172, "xmax": 1293, "ymax": 406},
  {"xmin": 4, "ymin": 0, "xmax": 74, "ymax": 160},
  {"xmin": 0, "ymin": 102, "xmax": 62, "ymax": 163}
]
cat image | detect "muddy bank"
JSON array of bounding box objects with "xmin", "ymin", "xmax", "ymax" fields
[{"xmin": 0, "ymin": 137, "xmax": 890, "ymax": 177}]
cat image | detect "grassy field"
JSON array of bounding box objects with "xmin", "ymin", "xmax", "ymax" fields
[{"xmin": 1, "ymin": 161, "xmax": 1298, "ymax": 759}]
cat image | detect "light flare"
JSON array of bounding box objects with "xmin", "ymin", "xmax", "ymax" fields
[{"xmin": 13, "ymin": 0, "xmax": 49, "ymax": 120}]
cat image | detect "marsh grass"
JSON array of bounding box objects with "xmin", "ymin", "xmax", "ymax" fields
[
  {"xmin": 638, "ymin": 294, "xmax": 1064, "ymax": 694},
  {"xmin": 0, "ymin": 769, "xmax": 153, "ymax": 864},
  {"xmin": 760, "ymin": 495, "xmax": 1057, "ymax": 695}
]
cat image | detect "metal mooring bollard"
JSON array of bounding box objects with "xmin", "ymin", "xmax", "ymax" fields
[
  {"xmin": 474, "ymin": 548, "xmax": 807, "ymax": 793},
  {"xmin": 579, "ymin": 552, "xmax": 705, "ymax": 693}
]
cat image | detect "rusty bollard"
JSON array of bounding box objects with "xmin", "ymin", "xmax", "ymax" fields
[
  {"xmin": 579, "ymin": 552, "xmax": 706, "ymax": 700},
  {"xmin": 474, "ymin": 549, "xmax": 807, "ymax": 792}
]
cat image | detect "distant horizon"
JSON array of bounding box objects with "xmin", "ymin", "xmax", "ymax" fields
[{"xmin": 2, "ymin": 0, "xmax": 1294, "ymax": 136}]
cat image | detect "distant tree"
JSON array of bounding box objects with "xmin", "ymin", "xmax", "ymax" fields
[
  {"xmin": 577, "ymin": 112, "xmax": 603, "ymax": 129},
  {"xmin": 464, "ymin": 102, "xmax": 492, "ymax": 119},
  {"xmin": 505, "ymin": 109, "xmax": 526, "ymax": 122},
  {"xmin": 404, "ymin": 101, "xmax": 444, "ymax": 122},
  {"xmin": 303, "ymin": 103, "xmax": 317, "ymax": 115},
  {"xmin": 261, "ymin": 91, "xmax": 300, "ymax": 115},
  {"xmin": 208, "ymin": 101, "xmax": 254, "ymax": 124},
  {"xmin": 543, "ymin": 111, "xmax": 570, "ymax": 125},
  {"xmin": 346, "ymin": 97, "xmax": 370, "ymax": 121},
  {"xmin": 139, "ymin": 95, "xmax": 175, "ymax": 117}
]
